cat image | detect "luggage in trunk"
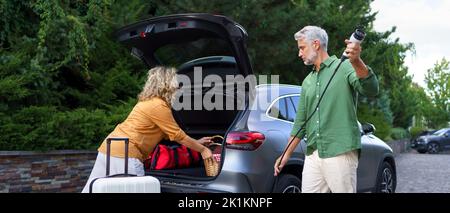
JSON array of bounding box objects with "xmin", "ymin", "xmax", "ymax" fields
[{"xmin": 144, "ymin": 136, "xmax": 224, "ymax": 177}]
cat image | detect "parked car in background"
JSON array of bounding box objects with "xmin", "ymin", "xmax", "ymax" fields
[
  {"xmin": 115, "ymin": 13, "xmax": 396, "ymax": 193},
  {"xmin": 411, "ymin": 130, "xmax": 436, "ymax": 143},
  {"xmin": 410, "ymin": 130, "xmax": 436, "ymax": 152},
  {"xmin": 411, "ymin": 128, "xmax": 450, "ymax": 154}
]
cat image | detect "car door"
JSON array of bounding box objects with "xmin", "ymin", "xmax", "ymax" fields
[
  {"xmin": 356, "ymin": 123, "xmax": 379, "ymax": 192},
  {"xmin": 444, "ymin": 129, "xmax": 450, "ymax": 149},
  {"xmin": 265, "ymin": 95, "xmax": 305, "ymax": 151},
  {"xmin": 114, "ymin": 13, "xmax": 254, "ymax": 76},
  {"xmin": 115, "ymin": 13, "xmax": 256, "ymax": 155}
]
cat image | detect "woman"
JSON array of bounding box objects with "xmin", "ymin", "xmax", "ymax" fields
[{"xmin": 82, "ymin": 66, "xmax": 213, "ymax": 193}]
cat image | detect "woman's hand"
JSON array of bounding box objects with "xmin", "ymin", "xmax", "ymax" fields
[
  {"xmin": 197, "ymin": 137, "xmax": 213, "ymax": 146},
  {"xmin": 179, "ymin": 136, "xmax": 213, "ymax": 159},
  {"xmin": 194, "ymin": 137, "xmax": 213, "ymax": 159},
  {"xmin": 200, "ymin": 146, "xmax": 213, "ymax": 160}
]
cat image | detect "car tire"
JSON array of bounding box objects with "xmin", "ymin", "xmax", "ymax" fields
[
  {"xmin": 273, "ymin": 174, "xmax": 302, "ymax": 193},
  {"xmin": 374, "ymin": 161, "xmax": 396, "ymax": 193},
  {"xmin": 427, "ymin": 142, "xmax": 440, "ymax": 154}
]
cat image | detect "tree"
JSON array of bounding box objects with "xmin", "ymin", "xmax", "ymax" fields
[
  {"xmin": 425, "ymin": 58, "xmax": 450, "ymax": 128},
  {"xmin": 0, "ymin": 0, "xmax": 423, "ymax": 149},
  {"xmin": 0, "ymin": 0, "xmax": 150, "ymax": 150},
  {"xmin": 409, "ymin": 83, "xmax": 433, "ymax": 128},
  {"xmin": 148, "ymin": 0, "xmax": 379, "ymax": 83}
]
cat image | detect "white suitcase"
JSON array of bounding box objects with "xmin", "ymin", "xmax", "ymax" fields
[
  {"xmin": 89, "ymin": 137, "xmax": 161, "ymax": 193},
  {"xmin": 90, "ymin": 176, "xmax": 160, "ymax": 193}
]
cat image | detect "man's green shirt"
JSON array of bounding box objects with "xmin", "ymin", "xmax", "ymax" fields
[{"xmin": 290, "ymin": 55, "xmax": 379, "ymax": 158}]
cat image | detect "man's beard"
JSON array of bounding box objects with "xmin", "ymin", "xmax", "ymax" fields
[{"xmin": 303, "ymin": 51, "xmax": 318, "ymax": 66}]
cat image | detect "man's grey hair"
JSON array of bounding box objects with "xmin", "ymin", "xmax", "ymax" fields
[{"xmin": 294, "ymin": 26, "xmax": 328, "ymax": 51}]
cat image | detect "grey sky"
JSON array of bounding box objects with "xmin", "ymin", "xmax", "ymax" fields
[{"xmin": 371, "ymin": 0, "xmax": 450, "ymax": 87}]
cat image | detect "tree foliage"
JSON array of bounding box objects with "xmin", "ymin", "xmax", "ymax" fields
[
  {"xmin": 0, "ymin": 0, "xmax": 444, "ymax": 150},
  {"xmin": 424, "ymin": 58, "xmax": 450, "ymax": 128},
  {"xmin": 0, "ymin": 0, "xmax": 148, "ymax": 150}
]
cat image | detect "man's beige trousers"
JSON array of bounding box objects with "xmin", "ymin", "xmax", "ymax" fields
[{"xmin": 302, "ymin": 149, "xmax": 359, "ymax": 193}]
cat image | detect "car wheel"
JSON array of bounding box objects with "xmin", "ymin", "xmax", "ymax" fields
[
  {"xmin": 427, "ymin": 143, "xmax": 440, "ymax": 154},
  {"xmin": 273, "ymin": 174, "xmax": 302, "ymax": 193},
  {"xmin": 374, "ymin": 161, "xmax": 396, "ymax": 193}
]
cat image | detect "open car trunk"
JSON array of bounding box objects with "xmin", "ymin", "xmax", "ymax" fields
[
  {"xmin": 145, "ymin": 56, "xmax": 247, "ymax": 178},
  {"xmin": 115, "ymin": 14, "xmax": 253, "ymax": 178},
  {"xmin": 173, "ymin": 56, "xmax": 245, "ymax": 136}
]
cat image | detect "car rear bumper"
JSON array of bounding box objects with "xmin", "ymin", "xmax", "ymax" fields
[
  {"xmin": 411, "ymin": 143, "xmax": 426, "ymax": 151},
  {"xmin": 158, "ymin": 170, "xmax": 254, "ymax": 193}
]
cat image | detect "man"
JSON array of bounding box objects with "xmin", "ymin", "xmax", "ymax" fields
[{"xmin": 273, "ymin": 26, "xmax": 379, "ymax": 193}]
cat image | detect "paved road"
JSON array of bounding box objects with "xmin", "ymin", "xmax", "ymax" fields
[{"xmin": 395, "ymin": 150, "xmax": 450, "ymax": 193}]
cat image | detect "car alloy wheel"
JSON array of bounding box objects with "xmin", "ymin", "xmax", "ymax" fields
[
  {"xmin": 282, "ymin": 185, "xmax": 301, "ymax": 193},
  {"xmin": 274, "ymin": 174, "xmax": 302, "ymax": 193},
  {"xmin": 427, "ymin": 143, "xmax": 439, "ymax": 154},
  {"xmin": 380, "ymin": 167, "xmax": 394, "ymax": 193}
]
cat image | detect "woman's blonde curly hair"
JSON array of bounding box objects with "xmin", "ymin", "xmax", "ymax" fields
[{"xmin": 138, "ymin": 66, "xmax": 178, "ymax": 105}]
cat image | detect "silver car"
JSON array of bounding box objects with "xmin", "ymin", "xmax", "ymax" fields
[{"xmin": 115, "ymin": 13, "xmax": 397, "ymax": 193}]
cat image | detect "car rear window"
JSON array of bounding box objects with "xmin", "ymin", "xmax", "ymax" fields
[
  {"xmin": 268, "ymin": 98, "xmax": 288, "ymax": 121},
  {"xmin": 154, "ymin": 38, "xmax": 234, "ymax": 67},
  {"xmin": 433, "ymin": 129, "xmax": 448, "ymax": 136}
]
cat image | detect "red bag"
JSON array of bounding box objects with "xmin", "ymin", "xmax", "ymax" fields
[{"xmin": 144, "ymin": 143, "xmax": 201, "ymax": 170}]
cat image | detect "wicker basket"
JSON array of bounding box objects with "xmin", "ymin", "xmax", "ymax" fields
[
  {"xmin": 204, "ymin": 135, "xmax": 223, "ymax": 176},
  {"xmin": 204, "ymin": 157, "xmax": 219, "ymax": 176}
]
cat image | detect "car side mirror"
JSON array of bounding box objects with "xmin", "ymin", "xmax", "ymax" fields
[
  {"xmin": 362, "ymin": 123, "xmax": 376, "ymax": 135},
  {"xmin": 445, "ymin": 133, "xmax": 449, "ymax": 137}
]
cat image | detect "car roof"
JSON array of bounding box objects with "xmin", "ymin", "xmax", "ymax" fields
[
  {"xmin": 248, "ymin": 84, "xmax": 301, "ymax": 111},
  {"xmin": 255, "ymin": 84, "xmax": 301, "ymax": 96}
]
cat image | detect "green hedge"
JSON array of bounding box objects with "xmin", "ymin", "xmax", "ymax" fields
[
  {"xmin": 390, "ymin": 127, "xmax": 410, "ymax": 140},
  {"xmin": 357, "ymin": 104, "xmax": 391, "ymax": 140},
  {"xmin": 409, "ymin": 126, "xmax": 427, "ymax": 140},
  {"xmin": 0, "ymin": 99, "xmax": 135, "ymax": 151}
]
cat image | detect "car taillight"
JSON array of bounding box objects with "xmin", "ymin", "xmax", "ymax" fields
[
  {"xmin": 179, "ymin": 21, "xmax": 189, "ymax": 27},
  {"xmin": 226, "ymin": 131, "xmax": 265, "ymax": 151}
]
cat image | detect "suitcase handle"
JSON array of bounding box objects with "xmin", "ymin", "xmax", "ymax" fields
[{"xmin": 106, "ymin": 137, "xmax": 130, "ymax": 176}]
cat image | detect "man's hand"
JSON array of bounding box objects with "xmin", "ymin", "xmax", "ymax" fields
[
  {"xmin": 274, "ymin": 136, "xmax": 300, "ymax": 176},
  {"xmin": 345, "ymin": 39, "xmax": 369, "ymax": 79},
  {"xmin": 344, "ymin": 39, "xmax": 362, "ymax": 63},
  {"xmin": 274, "ymin": 156, "xmax": 287, "ymax": 176}
]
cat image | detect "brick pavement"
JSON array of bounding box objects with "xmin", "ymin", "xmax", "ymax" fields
[{"xmin": 395, "ymin": 150, "xmax": 450, "ymax": 193}]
